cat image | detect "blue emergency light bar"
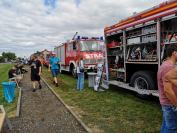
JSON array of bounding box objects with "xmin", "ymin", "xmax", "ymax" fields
[
  {"xmin": 76, "ymin": 36, "xmax": 103, "ymax": 41},
  {"xmin": 81, "ymin": 37, "xmax": 89, "ymax": 39},
  {"xmin": 91, "ymin": 37, "xmax": 99, "ymax": 40},
  {"xmin": 77, "ymin": 36, "xmax": 80, "ymax": 40}
]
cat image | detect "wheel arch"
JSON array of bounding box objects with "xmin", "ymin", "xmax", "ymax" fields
[
  {"xmin": 126, "ymin": 64, "xmax": 158, "ymax": 84},
  {"xmin": 69, "ymin": 61, "xmax": 77, "ymax": 77},
  {"xmin": 130, "ymin": 70, "xmax": 156, "ymax": 90},
  {"xmin": 69, "ymin": 61, "xmax": 76, "ymax": 72}
]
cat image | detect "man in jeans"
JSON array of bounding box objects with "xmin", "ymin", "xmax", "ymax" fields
[{"xmin": 157, "ymin": 45, "xmax": 177, "ymax": 133}]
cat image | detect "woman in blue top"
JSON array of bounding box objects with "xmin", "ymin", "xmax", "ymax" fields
[{"xmin": 48, "ymin": 52, "xmax": 60, "ymax": 87}]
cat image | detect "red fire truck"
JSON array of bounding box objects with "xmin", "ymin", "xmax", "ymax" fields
[
  {"xmin": 54, "ymin": 36, "xmax": 104, "ymax": 77},
  {"xmin": 103, "ymin": 0, "xmax": 177, "ymax": 97}
]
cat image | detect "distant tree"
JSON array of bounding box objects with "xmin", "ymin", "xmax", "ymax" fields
[
  {"xmin": 2, "ymin": 52, "xmax": 16, "ymax": 61},
  {"xmin": 35, "ymin": 51, "xmax": 41, "ymax": 55},
  {"xmin": 17, "ymin": 57, "xmax": 22, "ymax": 61},
  {"xmin": 17, "ymin": 57, "xmax": 20, "ymax": 60},
  {"xmin": 0, "ymin": 56, "xmax": 4, "ymax": 63}
]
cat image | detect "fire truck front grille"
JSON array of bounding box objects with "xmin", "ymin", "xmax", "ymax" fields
[
  {"xmin": 97, "ymin": 59, "xmax": 104, "ymax": 63},
  {"xmin": 83, "ymin": 60, "xmax": 89, "ymax": 64},
  {"xmin": 84, "ymin": 59, "xmax": 104, "ymax": 64},
  {"xmin": 84, "ymin": 59, "xmax": 96, "ymax": 64}
]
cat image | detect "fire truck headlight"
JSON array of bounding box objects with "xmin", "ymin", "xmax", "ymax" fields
[{"xmin": 84, "ymin": 65, "xmax": 88, "ymax": 68}]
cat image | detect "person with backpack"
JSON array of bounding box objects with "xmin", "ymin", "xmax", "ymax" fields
[{"xmin": 76, "ymin": 57, "xmax": 85, "ymax": 91}]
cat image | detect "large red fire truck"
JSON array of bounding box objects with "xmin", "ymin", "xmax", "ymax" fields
[
  {"xmin": 54, "ymin": 36, "xmax": 104, "ymax": 77},
  {"xmin": 103, "ymin": 0, "xmax": 177, "ymax": 97}
]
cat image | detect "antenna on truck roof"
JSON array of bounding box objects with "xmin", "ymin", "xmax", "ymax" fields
[{"xmin": 72, "ymin": 32, "xmax": 78, "ymax": 40}]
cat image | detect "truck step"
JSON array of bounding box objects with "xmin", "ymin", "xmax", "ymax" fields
[{"xmin": 109, "ymin": 80, "xmax": 159, "ymax": 97}]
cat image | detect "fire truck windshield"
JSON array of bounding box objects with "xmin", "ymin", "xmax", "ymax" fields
[{"xmin": 80, "ymin": 41, "xmax": 103, "ymax": 52}]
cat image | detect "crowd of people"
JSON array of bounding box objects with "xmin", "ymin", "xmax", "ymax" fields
[
  {"xmin": 8, "ymin": 62, "xmax": 28, "ymax": 88},
  {"xmin": 7, "ymin": 45, "xmax": 177, "ymax": 132},
  {"xmin": 8, "ymin": 52, "xmax": 86, "ymax": 92}
]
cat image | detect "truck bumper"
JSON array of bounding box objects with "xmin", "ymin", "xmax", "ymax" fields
[{"xmin": 85, "ymin": 65, "xmax": 97, "ymax": 72}]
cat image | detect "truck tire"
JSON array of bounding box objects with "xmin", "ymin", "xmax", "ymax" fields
[
  {"xmin": 71, "ymin": 66, "xmax": 77, "ymax": 78},
  {"xmin": 60, "ymin": 70, "xmax": 64, "ymax": 74},
  {"xmin": 130, "ymin": 71, "xmax": 155, "ymax": 90}
]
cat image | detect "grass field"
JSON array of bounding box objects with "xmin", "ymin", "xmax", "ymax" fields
[
  {"xmin": 0, "ymin": 64, "xmax": 19, "ymax": 117},
  {"xmin": 42, "ymin": 68, "xmax": 162, "ymax": 133}
]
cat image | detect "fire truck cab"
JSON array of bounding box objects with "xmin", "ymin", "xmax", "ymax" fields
[{"xmin": 54, "ymin": 36, "xmax": 104, "ymax": 77}]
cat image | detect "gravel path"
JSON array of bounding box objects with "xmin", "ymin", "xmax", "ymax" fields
[{"xmin": 3, "ymin": 71, "xmax": 87, "ymax": 133}]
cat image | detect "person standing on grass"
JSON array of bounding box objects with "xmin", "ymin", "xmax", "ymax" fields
[
  {"xmin": 76, "ymin": 57, "xmax": 84, "ymax": 91},
  {"xmin": 48, "ymin": 52, "xmax": 60, "ymax": 87},
  {"xmin": 157, "ymin": 45, "xmax": 177, "ymax": 133},
  {"xmin": 30, "ymin": 55, "xmax": 42, "ymax": 92}
]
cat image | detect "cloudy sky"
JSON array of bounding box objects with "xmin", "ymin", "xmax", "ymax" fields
[{"xmin": 0, "ymin": 0, "xmax": 167, "ymax": 57}]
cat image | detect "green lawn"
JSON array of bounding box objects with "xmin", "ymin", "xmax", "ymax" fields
[
  {"xmin": 43, "ymin": 68, "xmax": 162, "ymax": 133},
  {"xmin": 0, "ymin": 64, "xmax": 19, "ymax": 117}
]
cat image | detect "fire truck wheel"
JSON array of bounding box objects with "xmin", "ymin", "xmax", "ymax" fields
[
  {"xmin": 60, "ymin": 70, "xmax": 64, "ymax": 74},
  {"xmin": 71, "ymin": 67, "xmax": 77, "ymax": 78},
  {"xmin": 130, "ymin": 71, "xmax": 155, "ymax": 90}
]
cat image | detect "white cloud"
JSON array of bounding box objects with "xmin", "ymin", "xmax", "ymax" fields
[{"xmin": 0, "ymin": 0, "xmax": 167, "ymax": 57}]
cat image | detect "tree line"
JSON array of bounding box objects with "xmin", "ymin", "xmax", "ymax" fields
[{"xmin": 0, "ymin": 52, "xmax": 16, "ymax": 63}]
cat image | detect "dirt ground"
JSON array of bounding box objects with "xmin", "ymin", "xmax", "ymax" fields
[{"xmin": 2, "ymin": 70, "xmax": 87, "ymax": 133}]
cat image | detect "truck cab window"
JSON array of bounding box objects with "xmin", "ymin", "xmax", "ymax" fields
[{"xmin": 73, "ymin": 42, "xmax": 77, "ymax": 50}]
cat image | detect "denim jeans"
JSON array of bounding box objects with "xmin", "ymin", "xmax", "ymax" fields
[
  {"xmin": 77, "ymin": 73, "xmax": 84, "ymax": 91},
  {"xmin": 161, "ymin": 105, "xmax": 177, "ymax": 133},
  {"xmin": 51, "ymin": 69, "xmax": 59, "ymax": 77}
]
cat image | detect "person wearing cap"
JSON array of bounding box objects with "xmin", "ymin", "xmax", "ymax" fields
[{"xmin": 48, "ymin": 52, "xmax": 60, "ymax": 87}]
